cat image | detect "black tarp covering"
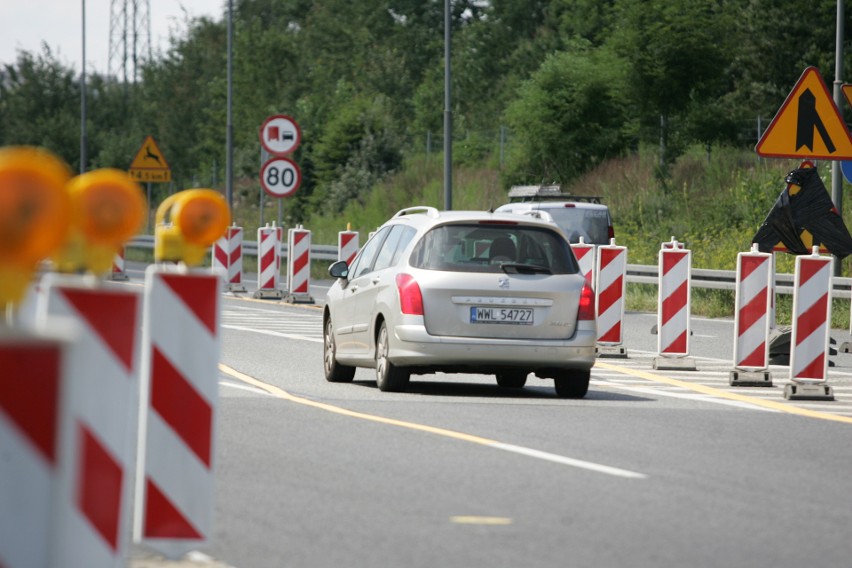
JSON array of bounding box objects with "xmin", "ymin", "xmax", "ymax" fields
[{"xmin": 752, "ymin": 166, "xmax": 852, "ymax": 259}]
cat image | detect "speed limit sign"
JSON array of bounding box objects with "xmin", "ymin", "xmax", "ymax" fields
[{"xmin": 260, "ymin": 156, "xmax": 301, "ymax": 198}]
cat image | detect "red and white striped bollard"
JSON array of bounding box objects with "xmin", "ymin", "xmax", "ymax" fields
[
  {"xmin": 595, "ymin": 238, "xmax": 627, "ymax": 358},
  {"xmin": 785, "ymin": 247, "xmax": 835, "ymax": 400},
  {"xmin": 212, "ymin": 225, "xmax": 246, "ymax": 293},
  {"xmin": 653, "ymin": 237, "xmax": 696, "ymax": 370},
  {"xmin": 729, "ymin": 244, "xmax": 773, "ymax": 386},
  {"xmin": 570, "ymin": 237, "xmax": 595, "ymax": 288},
  {"xmin": 287, "ymin": 225, "xmax": 314, "ymax": 304},
  {"xmin": 254, "ymin": 223, "xmax": 283, "ymax": 299},
  {"xmin": 136, "ymin": 266, "xmax": 221, "ymax": 559}
]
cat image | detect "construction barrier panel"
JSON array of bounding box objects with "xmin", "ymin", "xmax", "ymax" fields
[
  {"xmin": 287, "ymin": 225, "xmax": 314, "ymax": 304},
  {"xmin": 595, "ymin": 239, "xmax": 627, "ymax": 357},
  {"xmin": 785, "ymin": 248, "xmax": 835, "ymax": 400},
  {"xmin": 136, "ymin": 266, "xmax": 221, "ymax": 559},
  {"xmin": 338, "ymin": 230, "xmax": 359, "ymax": 266},
  {"xmin": 254, "ymin": 224, "xmax": 283, "ymax": 299},
  {"xmin": 654, "ymin": 238, "xmax": 695, "ymax": 370},
  {"xmin": 0, "ymin": 329, "xmax": 71, "ymax": 568},
  {"xmin": 36, "ymin": 275, "xmax": 143, "ymax": 567},
  {"xmin": 570, "ymin": 237, "xmax": 595, "ymax": 288},
  {"xmin": 212, "ymin": 225, "xmax": 246, "ymax": 293},
  {"xmin": 109, "ymin": 246, "xmax": 129, "ymax": 281},
  {"xmin": 730, "ymin": 245, "xmax": 773, "ymax": 386}
]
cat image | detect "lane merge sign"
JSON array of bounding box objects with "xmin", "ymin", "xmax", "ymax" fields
[
  {"xmin": 756, "ymin": 66, "xmax": 852, "ymax": 160},
  {"xmin": 129, "ymin": 135, "xmax": 171, "ymax": 182},
  {"xmin": 260, "ymin": 115, "xmax": 301, "ymax": 156},
  {"xmin": 260, "ymin": 156, "xmax": 301, "ymax": 198}
]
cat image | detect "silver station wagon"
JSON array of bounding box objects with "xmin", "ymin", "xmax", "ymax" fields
[{"xmin": 323, "ymin": 206, "xmax": 597, "ymax": 397}]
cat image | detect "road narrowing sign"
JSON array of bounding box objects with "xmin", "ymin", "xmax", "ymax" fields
[
  {"xmin": 756, "ymin": 67, "xmax": 852, "ymax": 160},
  {"xmin": 129, "ymin": 136, "xmax": 172, "ymax": 182},
  {"xmin": 260, "ymin": 156, "xmax": 301, "ymax": 198}
]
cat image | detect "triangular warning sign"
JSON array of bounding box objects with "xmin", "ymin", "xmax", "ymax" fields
[
  {"xmin": 130, "ymin": 136, "xmax": 170, "ymax": 170},
  {"xmin": 843, "ymin": 83, "xmax": 852, "ymax": 108},
  {"xmin": 756, "ymin": 67, "xmax": 852, "ymax": 160}
]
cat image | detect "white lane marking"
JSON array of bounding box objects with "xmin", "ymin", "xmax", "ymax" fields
[
  {"xmin": 219, "ymin": 381, "xmax": 273, "ymax": 396},
  {"xmin": 222, "ymin": 324, "xmax": 323, "ymax": 343},
  {"xmin": 488, "ymin": 442, "xmax": 648, "ymax": 479}
]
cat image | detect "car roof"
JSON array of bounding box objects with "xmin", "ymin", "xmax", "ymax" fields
[
  {"xmin": 382, "ymin": 206, "xmax": 565, "ymax": 232},
  {"xmin": 495, "ymin": 201, "xmax": 610, "ymax": 212}
]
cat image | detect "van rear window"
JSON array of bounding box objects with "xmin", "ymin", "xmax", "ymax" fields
[{"xmin": 410, "ymin": 224, "xmax": 578, "ymax": 274}]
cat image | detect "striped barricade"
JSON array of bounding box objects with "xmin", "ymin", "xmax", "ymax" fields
[
  {"xmin": 212, "ymin": 225, "xmax": 246, "ymax": 293},
  {"xmin": 653, "ymin": 238, "xmax": 696, "ymax": 370},
  {"xmin": 570, "ymin": 237, "xmax": 595, "ymax": 288},
  {"xmin": 785, "ymin": 248, "xmax": 835, "ymax": 400},
  {"xmin": 595, "ymin": 239, "xmax": 627, "ymax": 358},
  {"xmin": 0, "ymin": 329, "xmax": 71, "ymax": 568},
  {"xmin": 730, "ymin": 245, "xmax": 773, "ymax": 386},
  {"xmin": 136, "ymin": 266, "xmax": 221, "ymax": 559},
  {"xmin": 338, "ymin": 229, "xmax": 359, "ymax": 267},
  {"xmin": 109, "ymin": 246, "xmax": 129, "ymax": 281},
  {"xmin": 36, "ymin": 274, "xmax": 143, "ymax": 567},
  {"xmin": 287, "ymin": 225, "xmax": 314, "ymax": 304},
  {"xmin": 254, "ymin": 224, "xmax": 283, "ymax": 299}
]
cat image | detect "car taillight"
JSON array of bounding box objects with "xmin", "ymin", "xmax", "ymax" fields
[
  {"xmin": 578, "ymin": 281, "xmax": 596, "ymax": 321},
  {"xmin": 608, "ymin": 225, "xmax": 615, "ymax": 240},
  {"xmin": 396, "ymin": 273, "xmax": 424, "ymax": 315}
]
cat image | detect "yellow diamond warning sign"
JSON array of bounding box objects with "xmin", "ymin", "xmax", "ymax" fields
[
  {"xmin": 129, "ymin": 136, "xmax": 171, "ymax": 182},
  {"xmin": 756, "ymin": 67, "xmax": 852, "ymax": 160}
]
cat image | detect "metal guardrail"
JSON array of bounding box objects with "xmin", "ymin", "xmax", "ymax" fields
[{"xmin": 127, "ymin": 236, "xmax": 852, "ymax": 299}]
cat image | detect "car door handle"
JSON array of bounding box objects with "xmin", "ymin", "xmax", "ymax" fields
[
  {"xmin": 371, "ymin": 277, "xmax": 381, "ymax": 284},
  {"xmin": 349, "ymin": 285, "xmax": 358, "ymax": 293}
]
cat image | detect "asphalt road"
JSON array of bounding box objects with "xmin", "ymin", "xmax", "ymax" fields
[
  {"xmin": 61, "ymin": 264, "xmax": 851, "ymax": 567},
  {"xmin": 174, "ymin": 294, "xmax": 852, "ymax": 568}
]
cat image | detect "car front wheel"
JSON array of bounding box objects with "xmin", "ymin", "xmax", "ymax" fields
[
  {"xmin": 553, "ymin": 369, "xmax": 590, "ymax": 398},
  {"xmin": 324, "ymin": 316, "xmax": 355, "ymax": 383},
  {"xmin": 496, "ymin": 372, "xmax": 528, "ymax": 388},
  {"xmin": 375, "ymin": 321, "xmax": 409, "ymax": 392}
]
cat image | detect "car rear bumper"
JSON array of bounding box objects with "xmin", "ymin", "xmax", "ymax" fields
[{"xmin": 390, "ymin": 324, "xmax": 596, "ymax": 369}]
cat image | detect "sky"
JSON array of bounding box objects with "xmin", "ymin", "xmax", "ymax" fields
[{"xmin": 1, "ymin": 0, "xmax": 226, "ymax": 75}]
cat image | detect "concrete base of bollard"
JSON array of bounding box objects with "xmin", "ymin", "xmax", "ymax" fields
[
  {"xmin": 286, "ymin": 293, "xmax": 315, "ymax": 305},
  {"xmin": 253, "ymin": 288, "xmax": 284, "ymax": 300},
  {"xmin": 652, "ymin": 356, "xmax": 697, "ymax": 371},
  {"xmin": 596, "ymin": 345, "xmax": 628, "ymax": 359},
  {"xmin": 784, "ymin": 381, "xmax": 834, "ymax": 401},
  {"xmin": 729, "ymin": 369, "xmax": 773, "ymax": 387},
  {"xmin": 840, "ymin": 341, "xmax": 852, "ymax": 354}
]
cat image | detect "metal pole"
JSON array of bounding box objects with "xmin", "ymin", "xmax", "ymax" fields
[
  {"xmin": 443, "ymin": 0, "xmax": 452, "ymax": 211},
  {"xmin": 226, "ymin": 0, "xmax": 234, "ymax": 215},
  {"xmin": 832, "ymin": 0, "xmax": 845, "ymax": 275},
  {"xmin": 80, "ymin": 0, "xmax": 88, "ymax": 173}
]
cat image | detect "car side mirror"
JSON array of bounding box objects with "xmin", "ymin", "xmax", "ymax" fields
[{"xmin": 328, "ymin": 260, "xmax": 349, "ymax": 279}]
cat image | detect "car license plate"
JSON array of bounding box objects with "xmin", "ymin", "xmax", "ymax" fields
[{"xmin": 470, "ymin": 307, "xmax": 533, "ymax": 325}]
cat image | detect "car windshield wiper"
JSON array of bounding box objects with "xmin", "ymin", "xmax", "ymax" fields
[{"xmin": 499, "ymin": 263, "xmax": 552, "ymax": 275}]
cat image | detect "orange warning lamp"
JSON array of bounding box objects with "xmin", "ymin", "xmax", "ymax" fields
[
  {"xmin": 155, "ymin": 189, "xmax": 230, "ymax": 266},
  {"xmin": 54, "ymin": 169, "xmax": 146, "ymax": 275},
  {"xmin": 0, "ymin": 146, "xmax": 72, "ymax": 308}
]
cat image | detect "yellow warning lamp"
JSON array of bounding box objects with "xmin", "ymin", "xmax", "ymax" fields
[
  {"xmin": 155, "ymin": 189, "xmax": 231, "ymax": 266},
  {"xmin": 0, "ymin": 146, "xmax": 72, "ymax": 309},
  {"xmin": 54, "ymin": 169, "xmax": 146, "ymax": 275}
]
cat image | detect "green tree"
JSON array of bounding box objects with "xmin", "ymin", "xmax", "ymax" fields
[{"xmin": 503, "ymin": 45, "xmax": 629, "ymax": 185}]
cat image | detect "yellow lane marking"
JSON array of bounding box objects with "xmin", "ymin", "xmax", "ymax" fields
[
  {"xmin": 595, "ymin": 361, "xmax": 852, "ymax": 426},
  {"xmin": 450, "ymin": 516, "xmax": 513, "ymax": 525},
  {"xmin": 218, "ymin": 364, "xmax": 647, "ymax": 479}
]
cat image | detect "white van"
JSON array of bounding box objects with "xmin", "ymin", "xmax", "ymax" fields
[{"xmin": 494, "ymin": 185, "xmax": 614, "ymax": 245}]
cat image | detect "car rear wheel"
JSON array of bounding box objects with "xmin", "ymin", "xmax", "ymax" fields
[
  {"xmin": 375, "ymin": 321, "xmax": 409, "ymax": 392},
  {"xmin": 553, "ymin": 370, "xmax": 590, "ymax": 398},
  {"xmin": 496, "ymin": 372, "xmax": 528, "ymax": 388},
  {"xmin": 324, "ymin": 316, "xmax": 355, "ymax": 383}
]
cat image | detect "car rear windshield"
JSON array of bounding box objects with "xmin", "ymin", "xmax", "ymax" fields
[
  {"xmin": 545, "ymin": 207, "xmax": 610, "ymax": 244},
  {"xmin": 410, "ymin": 223, "xmax": 579, "ymax": 274}
]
